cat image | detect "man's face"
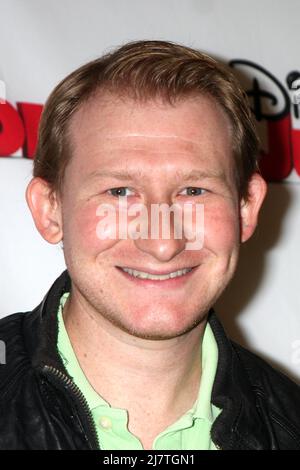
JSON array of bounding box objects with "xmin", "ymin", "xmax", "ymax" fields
[{"xmin": 59, "ymin": 93, "xmax": 241, "ymax": 339}]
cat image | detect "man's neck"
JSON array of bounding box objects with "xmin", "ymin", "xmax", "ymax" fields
[{"xmin": 62, "ymin": 289, "xmax": 207, "ymax": 446}]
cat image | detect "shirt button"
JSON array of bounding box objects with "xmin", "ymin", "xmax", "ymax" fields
[{"xmin": 99, "ymin": 416, "xmax": 112, "ymax": 430}]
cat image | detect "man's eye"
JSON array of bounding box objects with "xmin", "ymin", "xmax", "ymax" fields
[
  {"xmin": 107, "ymin": 187, "xmax": 134, "ymax": 197},
  {"xmin": 181, "ymin": 187, "xmax": 206, "ymax": 196}
]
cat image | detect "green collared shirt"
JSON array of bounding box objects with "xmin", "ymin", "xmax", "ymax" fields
[{"xmin": 57, "ymin": 293, "xmax": 221, "ymax": 450}]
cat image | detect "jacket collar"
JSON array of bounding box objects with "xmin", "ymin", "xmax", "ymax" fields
[
  {"xmin": 23, "ymin": 270, "xmax": 71, "ymax": 371},
  {"xmin": 23, "ymin": 269, "xmax": 269, "ymax": 450},
  {"xmin": 209, "ymin": 314, "xmax": 270, "ymax": 449}
]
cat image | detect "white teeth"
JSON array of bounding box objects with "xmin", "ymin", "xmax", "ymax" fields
[{"xmin": 121, "ymin": 267, "xmax": 192, "ymax": 280}]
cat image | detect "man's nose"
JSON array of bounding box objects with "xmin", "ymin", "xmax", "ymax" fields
[
  {"xmin": 134, "ymin": 236, "xmax": 187, "ymax": 262},
  {"xmin": 132, "ymin": 202, "xmax": 187, "ymax": 262}
]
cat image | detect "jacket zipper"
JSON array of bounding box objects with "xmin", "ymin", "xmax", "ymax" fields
[{"xmin": 42, "ymin": 364, "xmax": 100, "ymax": 450}]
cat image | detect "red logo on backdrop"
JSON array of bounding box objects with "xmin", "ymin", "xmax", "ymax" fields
[
  {"xmin": 0, "ymin": 101, "xmax": 43, "ymax": 158},
  {"xmin": 230, "ymin": 60, "xmax": 300, "ymax": 182},
  {"xmin": 0, "ymin": 59, "xmax": 300, "ymax": 182}
]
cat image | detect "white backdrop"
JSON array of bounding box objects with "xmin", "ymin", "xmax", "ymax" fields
[{"xmin": 0, "ymin": 0, "xmax": 300, "ymax": 382}]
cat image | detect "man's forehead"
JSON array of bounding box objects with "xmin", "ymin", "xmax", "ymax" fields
[
  {"xmin": 71, "ymin": 134, "xmax": 219, "ymax": 157},
  {"xmin": 67, "ymin": 95, "xmax": 232, "ymax": 169},
  {"xmin": 65, "ymin": 91, "xmax": 234, "ymax": 187},
  {"xmin": 68, "ymin": 91, "xmax": 231, "ymax": 138}
]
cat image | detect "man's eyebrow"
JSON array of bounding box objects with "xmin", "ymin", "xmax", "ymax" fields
[
  {"xmin": 86, "ymin": 169, "xmax": 145, "ymax": 182},
  {"xmin": 176, "ymin": 169, "xmax": 226, "ymax": 182},
  {"xmin": 86, "ymin": 168, "xmax": 226, "ymax": 182}
]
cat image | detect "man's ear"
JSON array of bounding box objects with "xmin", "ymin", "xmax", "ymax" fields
[
  {"xmin": 240, "ymin": 173, "xmax": 267, "ymax": 243},
  {"xmin": 25, "ymin": 177, "xmax": 63, "ymax": 244}
]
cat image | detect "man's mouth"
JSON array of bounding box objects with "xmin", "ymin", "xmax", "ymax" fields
[{"xmin": 118, "ymin": 267, "xmax": 193, "ymax": 281}]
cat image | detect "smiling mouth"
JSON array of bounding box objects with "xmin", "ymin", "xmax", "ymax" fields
[{"xmin": 117, "ymin": 266, "xmax": 194, "ymax": 281}]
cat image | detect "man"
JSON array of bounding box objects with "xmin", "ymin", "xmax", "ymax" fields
[{"xmin": 0, "ymin": 40, "xmax": 299, "ymax": 450}]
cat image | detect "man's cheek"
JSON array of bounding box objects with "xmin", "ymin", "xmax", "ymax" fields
[
  {"xmin": 71, "ymin": 205, "xmax": 119, "ymax": 253},
  {"xmin": 204, "ymin": 209, "xmax": 240, "ymax": 250}
]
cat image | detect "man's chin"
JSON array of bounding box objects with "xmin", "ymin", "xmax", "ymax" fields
[{"xmin": 111, "ymin": 315, "xmax": 205, "ymax": 341}]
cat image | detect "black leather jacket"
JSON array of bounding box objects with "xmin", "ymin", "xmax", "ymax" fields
[{"xmin": 0, "ymin": 270, "xmax": 300, "ymax": 450}]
